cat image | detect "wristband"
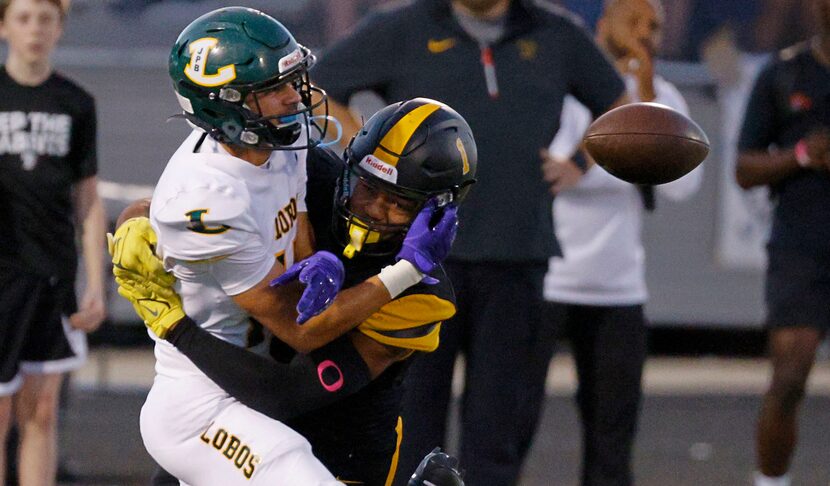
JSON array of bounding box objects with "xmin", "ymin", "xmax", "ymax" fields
[
  {"xmin": 794, "ymin": 139, "xmax": 811, "ymax": 167},
  {"xmin": 378, "ymin": 260, "xmax": 425, "ymax": 298},
  {"xmin": 571, "ymin": 150, "xmax": 589, "ymax": 173},
  {"xmin": 307, "ymin": 336, "xmax": 371, "ymax": 394}
]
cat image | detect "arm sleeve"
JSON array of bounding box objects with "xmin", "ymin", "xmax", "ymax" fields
[
  {"xmin": 71, "ymin": 95, "xmax": 98, "ymax": 181},
  {"xmin": 311, "ymin": 10, "xmax": 400, "ymax": 103},
  {"xmin": 564, "ymin": 22, "xmax": 625, "ymax": 118},
  {"xmin": 167, "ymin": 317, "xmax": 372, "ymax": 420},
  {"xmin": 738, "ymin": 63, "xmax": 779, "ymax": 152}
]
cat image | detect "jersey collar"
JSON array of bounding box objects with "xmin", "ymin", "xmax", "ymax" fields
[{"xmin": 422, "ymin": 0, "xmax": 538, "ymax": 42}]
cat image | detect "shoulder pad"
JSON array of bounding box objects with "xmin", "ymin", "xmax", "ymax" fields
[
  {"xmin": 152, "ymin": 182, "xmax": 250, "ymax": 230},
  {"xmin": 151, "ymin": 178, "xmax": 256, "ymax": 262}
]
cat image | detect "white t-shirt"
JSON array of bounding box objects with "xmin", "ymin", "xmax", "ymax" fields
[
  {"xmin": 149, "ymin": 130, "xmax": 307, "ymax": 377},
  {"xmin": 544, "ymin": 74, "xmax": 703, "ymax": 306}
]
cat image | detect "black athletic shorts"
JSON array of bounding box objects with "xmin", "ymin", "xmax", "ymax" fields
[
  {"xmin": 765, "ymin": 249, "xmax": 830, "ymax": 332},
  {"xmin": 0, "ymin": 266, "xmax": 85, "ymax": 396}
]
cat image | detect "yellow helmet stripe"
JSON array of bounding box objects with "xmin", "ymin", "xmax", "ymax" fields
[{"xmin": 372, "ymin": 103, "xmax": 442, "ymax": 166}]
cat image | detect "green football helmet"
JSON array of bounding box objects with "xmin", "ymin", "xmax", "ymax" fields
[
  {"xmin": 168, "ymin": 7, "xmax": 328, "ymax": 149},
  {"xmin": 333, "ymin": 98, "xmax": 478, "ymax": 257}
]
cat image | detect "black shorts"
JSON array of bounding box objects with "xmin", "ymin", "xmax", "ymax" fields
[
  {"xmin": 765, "ymin": 249, "xmax": 830, "ymax": 332},
  {"xmin": 0, "ymin": 267, "xmax": 86, "ymax": 396}
]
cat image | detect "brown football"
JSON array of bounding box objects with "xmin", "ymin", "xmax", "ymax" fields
[
  {"xmin": 583, "ymin": 102, "xmax": 709, "ymax": 185},
  {"xmin": 115, "ymin": 198, "xmax": 152, "ymax": 228}
]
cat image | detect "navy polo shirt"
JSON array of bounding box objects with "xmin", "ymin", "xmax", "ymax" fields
[
  {"xmin": 738, "ymin": 44, "xmax": 830, "ymax": 256},
  {"xmin": 313, "ymin": 0, "xmax": 623, "ymax": 262}
]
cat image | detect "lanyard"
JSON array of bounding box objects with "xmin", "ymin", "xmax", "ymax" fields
[{"xmin": 480, "ymin": 44, "xmax": 499, "ymax": 99}]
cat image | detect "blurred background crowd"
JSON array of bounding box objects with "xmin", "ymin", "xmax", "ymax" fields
[{"xmin": 62, "ymin": 0, "xmax": 814, "ymax": 59}]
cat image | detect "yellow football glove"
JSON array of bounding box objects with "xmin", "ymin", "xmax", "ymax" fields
[
  {"xmin": 107, "ymin": 217, "xmax": 184, "ymax": 338},
  {"xmin": 107, "ymin": 217, "xmax": 172, "ymax": 286},
  {"xmin": 115, "ymin": 274, "xmax": 184, "ymax": 339}
]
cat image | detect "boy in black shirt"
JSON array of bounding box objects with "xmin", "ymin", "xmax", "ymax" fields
[{"xmin": 0, "ymin": 0, "xmax": 105, "ymax": 484}]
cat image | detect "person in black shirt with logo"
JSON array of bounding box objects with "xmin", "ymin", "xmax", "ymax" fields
[
  {"xmin": 736, "ymin": 1, "xmax": 830, "ymax": 485},
  {"xmin": 0, "ymin": 0, "xmax": 105, "ymax": 484}
]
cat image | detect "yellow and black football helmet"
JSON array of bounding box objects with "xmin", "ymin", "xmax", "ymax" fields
[{"xmin": 333, "ymin": 98, "xmax": 477, "ymax": 258}]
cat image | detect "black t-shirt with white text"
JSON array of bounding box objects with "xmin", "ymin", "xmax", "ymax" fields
[{"xmin": 0, "ymin": 67, "xmax": 97, "ymax": 278}]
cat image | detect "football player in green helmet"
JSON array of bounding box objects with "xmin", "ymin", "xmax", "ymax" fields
[{"xmin": 168, "ymin": 6, "xmax": 329, "ymax": 150}]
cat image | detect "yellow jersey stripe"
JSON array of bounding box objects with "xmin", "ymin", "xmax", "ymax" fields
[
  {"xmin": 373, "ymin": 103, "xmax": 442, "ymax": 166},
  {"xmin": 359, "ymin": 294, "xmax": 455, "ymax": 331},
  {"xmin": 357, "ymin": 294, "xmax": 453, "ymax": 351},
  {"xmin": 384, "ymin": 417, "xmax": 404, "ymax": 486}
]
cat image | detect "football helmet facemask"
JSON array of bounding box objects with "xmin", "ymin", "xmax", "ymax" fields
[
  {"xmin": 168, "ymin": 7, "xmax": 328, "ymax": 150},
  {"xmin": 333, "ymin": 98, "xmax": 477, "ymax": 258}
]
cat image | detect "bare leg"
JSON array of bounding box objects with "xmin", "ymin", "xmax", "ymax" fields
[
  {"xmin": 756, "ymin": 327, "xmax": 822, "ymax": 476},
  {"xmin": 0, "ymin": 395, "xmax": 13, "ymax": 486},
  {"xmin": 15, "ymin": 373, "xmax": 64, "ymax": 486}
]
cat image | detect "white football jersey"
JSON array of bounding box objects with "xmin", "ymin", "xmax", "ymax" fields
[{"xmin": 149, "ymin": 129, "xmax": 307, "ymax": 377}]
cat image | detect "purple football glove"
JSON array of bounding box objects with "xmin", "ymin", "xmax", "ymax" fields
[
  {"xmin": 396, "ymin": 199, "xmax": 459, "ymax": 284},
  {"xmin": 270, "ymin": 251, "xmax": 345, "ymax": 324}
]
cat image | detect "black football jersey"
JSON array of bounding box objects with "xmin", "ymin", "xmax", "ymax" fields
[{"xmin": 282, "ymin": 146, "xmax": 457, "ymax": 484}]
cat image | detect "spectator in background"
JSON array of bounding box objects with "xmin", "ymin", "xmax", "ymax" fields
[
  {"xmin": 0, "ymin": 0, "xmax": 106, "ymax": 484},
  {"xmin": 555, "ymin": 0, "xmax": 603, "ymax": 30},
  {"xmin": 735, "ymin": 1, "xmax": 830, "ymax": 485},
  {"xmin": 536, "ymin": 1, "xmax": 703, "ymax": 485},
  {"xmin": 698, "ymin": 0, "xmax": 819, "ymax": 273},
  {"xmin": 656, "ymin": 0, "xmax": 814, "ymax": 62},
  {"xmin": 311, "ymin": 0, "xmax": 627, "ymax": 484}
]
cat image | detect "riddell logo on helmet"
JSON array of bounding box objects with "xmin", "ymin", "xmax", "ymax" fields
[
  {"xmin": 359, "ymin": 155, "xmax": 398, "ymax": 183},
  {"xmin": 279, "ymin": 49, "xmax": 303, "ymax": 73}
]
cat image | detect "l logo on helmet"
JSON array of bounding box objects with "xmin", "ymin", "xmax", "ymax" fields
[
  {"xmin": 184, "ymin": 37, "xmax": 237, "ymax": 87},
  {"xmin": 456, "ymin": 138, "xmax": 470, "ymax": 175}
]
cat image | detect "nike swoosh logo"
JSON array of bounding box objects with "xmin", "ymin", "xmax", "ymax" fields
[
  {"xmin": 427, "ymin": 38, "xmax": 456, "ymax": 54},
  {"xmin": 139, "ymin": 301, "xmax": 160, "ymax": 317}
]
